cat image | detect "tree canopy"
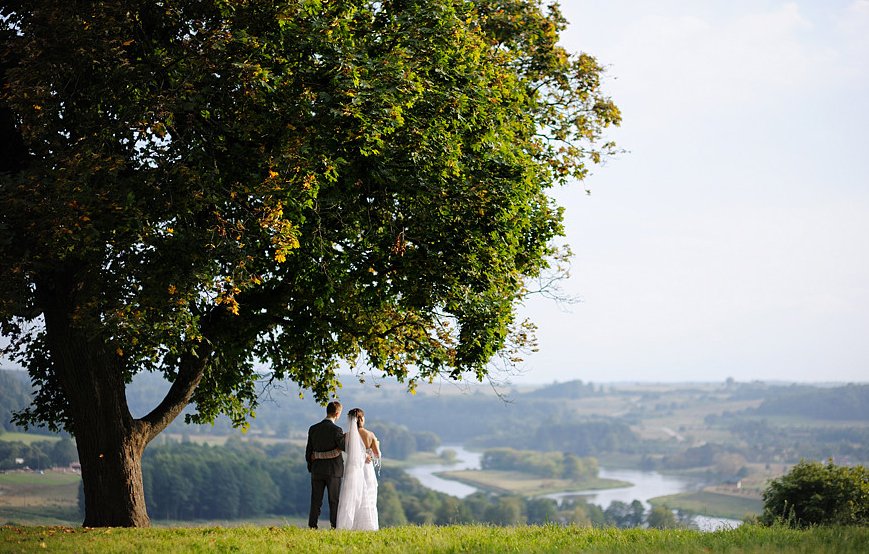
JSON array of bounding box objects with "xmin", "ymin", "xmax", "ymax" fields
[
  {"xmin": 0, "ymin": 0, "xmax": 618, "ymax": 526},
  {"xmin": 2, "ymin": 0, "xmax": 618, "ymax": 425}
]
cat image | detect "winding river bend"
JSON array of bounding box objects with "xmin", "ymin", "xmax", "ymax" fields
[{"xmin": 404, "ymin": 445, "xmax": 741, "ymax": 531}]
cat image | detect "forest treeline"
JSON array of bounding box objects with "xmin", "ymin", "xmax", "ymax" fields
[
  {"xmin": 134, "ymin": 440, "xmax": 680, "ymax": 528},
  {"xmin": 137, "ymin": 431, "xmax": 438, "ymax": 520},
  {"xmin": 366, "ymin": 422, "xmax": 440, "ymax": 460},
  {"xmin": 694, "ymin": 416, "xmax": 869, "ymax": 466},
  {"xmin": 0, "ymin": 436, "xmax": 77, "ymax": 470},
  {"xmin": 0, "ymin": 370, "xmax": 34, "ymax": 432},
  {"xmin": 141, "ymin": 440, "xmax": 307, "ymax": 520},
  {"xmin": 751, "ymin": 384, "xmax": 869, "ymax": 420},
  {"xmin": 471, "ymin": 419, "xmax": 638, "ymax": 457}
]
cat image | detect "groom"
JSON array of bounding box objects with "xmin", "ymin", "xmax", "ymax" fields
[{"xmin": 305, "ymin": 400, "xmax": 345, "ymax": 529}]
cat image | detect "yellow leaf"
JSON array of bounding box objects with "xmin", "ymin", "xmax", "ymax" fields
[
  {"xmin": 167, "ymin": 284, "xmax": 177, "ymax": 295},
  {"xmin": 116, "ymin": 348, "xmax": 124, "ymax": 357}
]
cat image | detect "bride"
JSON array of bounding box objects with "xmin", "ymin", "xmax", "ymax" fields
[{"xmin": 336, "ymin": 407, "xmax": 381, "ymax": 530}]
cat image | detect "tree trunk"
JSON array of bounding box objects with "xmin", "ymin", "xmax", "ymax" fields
[
  {"xmin": 41, "ymin": 314, "xmax": 151, "ymax": 526},
  {"xmin": 76, "ymin": 414, "xmax": 150, "ymax": 527},
  {"xmin": 72, "ymin": 353, "xmax": 205, "ymax": 527},
  {"xmin": 39, "ymin": 274, "xmax": 206, "ymax": 528}
]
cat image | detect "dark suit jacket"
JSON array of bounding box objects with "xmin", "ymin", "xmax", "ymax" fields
[{"xmin": 305, "ymin": 418, "xmax": 345, "ymax": 477}]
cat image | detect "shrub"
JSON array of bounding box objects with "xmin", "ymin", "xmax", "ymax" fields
[{"xmin": 761, "ymin": 459, "xmax": 868, "ymax": 527}]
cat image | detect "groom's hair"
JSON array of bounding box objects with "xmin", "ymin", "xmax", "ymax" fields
[{"xmin": 326, "ymin": 401, "xmax": 342, "ymax": 416}]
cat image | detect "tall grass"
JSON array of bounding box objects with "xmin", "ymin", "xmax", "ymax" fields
[{"xmin": 1, "ymin": 524, "xmax": 866, "ymax": 553}]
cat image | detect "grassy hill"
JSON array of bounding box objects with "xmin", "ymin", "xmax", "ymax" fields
[{"xmin": 0, "ymin": 524, "xmax": 866, "ymax": 553}]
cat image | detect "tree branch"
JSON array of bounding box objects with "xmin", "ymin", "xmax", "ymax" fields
[{"xmin": 137, "ymin": 351, "xmax": 208, "ymax": 443}]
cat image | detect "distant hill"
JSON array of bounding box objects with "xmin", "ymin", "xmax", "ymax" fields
[
  {"xmin": 124, "ymin": 371, "xmax": 567, "ymax": 443},
  {"xmin": 0, "ymin": 368, "xmax": 32, "ymax": 432},
  {"xmin": 8, "ymin": 368, "xmax": 868, "ymax": 466},
  {"xmin": 520, "ymin": 379, "xmax": 598, "ymax": 399},
  {"xmin": 752, "ymin": 384, "xmax": 869, "ymax": 421}
]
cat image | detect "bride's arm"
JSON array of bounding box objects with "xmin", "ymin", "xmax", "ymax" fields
[{"xmin": 370, "ymin": 433, "xmax": 381, "ymax": 459}]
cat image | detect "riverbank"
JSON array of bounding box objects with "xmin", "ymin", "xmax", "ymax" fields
[{"xmin": 435, "ymin": 469, "xmax": 631, "ymax": 496}]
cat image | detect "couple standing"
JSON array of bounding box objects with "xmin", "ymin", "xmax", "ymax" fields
[{"xmin": 305, "ymin": 400, "xmax": 381, "ymax": 530}]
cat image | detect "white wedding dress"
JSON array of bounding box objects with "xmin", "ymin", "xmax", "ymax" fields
[{"xmin": 336, "ymin": 415, "xmax": 379, "ymax": 530}]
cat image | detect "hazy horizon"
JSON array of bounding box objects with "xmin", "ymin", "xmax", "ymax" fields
[
  {"xmin": 514, "ymin": 1, "xmax": 869, "ymax": 385},
  {"xmin": 2, "ymin": 365, "xmax": 865, "ymax": 387}
]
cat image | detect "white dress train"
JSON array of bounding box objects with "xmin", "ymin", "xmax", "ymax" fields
[{"xmin": 336, "ymin": 415, "xmax": 379, "ymax": 530}]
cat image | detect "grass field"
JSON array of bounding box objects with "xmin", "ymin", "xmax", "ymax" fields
[
  {"xmin": 0, "ymin": 471, "xmax": 81, "ymax": 526},
  {"xmin": 435, "ymin": 469, "xmax": 630, "ymax": 496},
  {"xmin": 648, "ymin": 490, "xmax": 763, "ymax": 520},
  {"xmin": 1, "ymin": 523, "xmax": 866, "ymax": 553},
  {"xmin": 0, "ymin": 433, "xmax": 60, "ymax": 445},
  {"xmin": 0, "ymin": 471, "xmax": 81, "ymax": 525}
]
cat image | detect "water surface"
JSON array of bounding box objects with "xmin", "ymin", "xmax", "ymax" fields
[{"xmin": 404, "ymin": 445, "xmax": 742, "ymax": 531}]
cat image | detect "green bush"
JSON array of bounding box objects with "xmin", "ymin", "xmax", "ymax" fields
[{"xmin": 761, "ymin": 459, "xmax": 868, "ymax": 528}]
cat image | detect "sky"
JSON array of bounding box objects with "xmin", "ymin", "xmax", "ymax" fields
[{"xmin": 515, "ymin": 1, "xmax": 869, "ymax": 384}]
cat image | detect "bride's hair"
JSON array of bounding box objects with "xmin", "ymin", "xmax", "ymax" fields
[{"xmin": 347, "ymin": 408, "xmax": 365, "ymax": 426}]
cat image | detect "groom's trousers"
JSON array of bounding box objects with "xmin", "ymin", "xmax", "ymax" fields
[{"xmin": 309, "ymin": 474, "xmax": 342, "ymax": 528}]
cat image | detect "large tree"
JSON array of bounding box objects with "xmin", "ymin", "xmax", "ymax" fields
[{"xmin": 0, "ymin": 0, "xmax": 619, "ymax": 527}]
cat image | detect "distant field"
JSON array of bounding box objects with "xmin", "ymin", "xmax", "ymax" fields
[
  {"xmin": 0, "ymin": 433, "xmax": 60, "ymax": 445},
  {"xmin": 384, "ymin": 451, "xmax": 453, "ymax": 469},
  {"xmin": 157, "ymin": 433, "xmax": 229, "ymax": 446},
  {"xmin": 0, "ymin": 471, "xmax": 81, "ymax": 526},
  {"xmin": 741, "ymin": 414, "xmax": 869, "ymax": 429},
  {"xmin": 629, "ymin": 398, "xmax": 765, "ymax": 443},
  {"xmin": 156, "ymin": 433, "xmax": 304, "ymax": 447},
  {"xmin": 435, "ymin": 469, "xmax": 629, "ymax": 496},
  {"xmin": 648, "ymin": 490, "xmax": 763, "ymax": 520}
]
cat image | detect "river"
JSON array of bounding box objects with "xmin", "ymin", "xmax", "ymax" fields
[
  {"xmin": 404, "ymin": 445, "xmax": 742, "ymax": 531},
  {"xmin": 404, "ymin": 445, "xmax": 484, "ymax": 498}
]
